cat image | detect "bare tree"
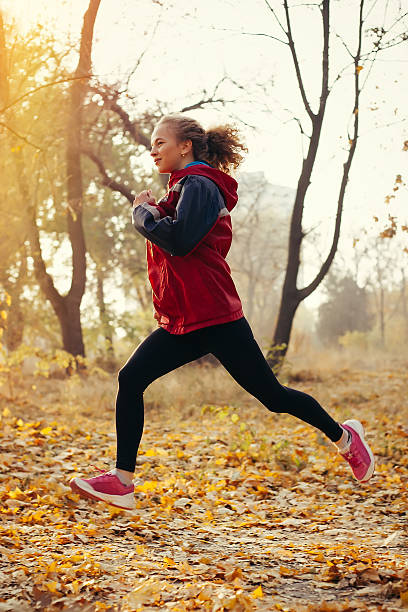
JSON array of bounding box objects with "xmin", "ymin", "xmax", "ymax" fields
[
  {"xmin": 367, "ymin": 237, "xmax": 404, "ymax": 348},
  {"xmin": 351, "ymin": 225, "xmax": 406, "ymax": 349},
  {"xmin": 227, "ymin": 0, "xmax": 408, "ymax": 369}
]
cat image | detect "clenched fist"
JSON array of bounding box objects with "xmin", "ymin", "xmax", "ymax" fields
[{"xmin": 132, "ymin": 189, "xmax": 156, "ymax": 208}]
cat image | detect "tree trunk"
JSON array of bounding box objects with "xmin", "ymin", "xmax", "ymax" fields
[
  {"xmin": 25, "ymin": 210, "xmax": 86, "ymax": 356},
  {"xmin": 379, "ymin": 285, "xmax": 385, "ymax": 348},
  {"xmin": 63, "ymin": 0, "xmax": 101, "ymax": 356},
  {"xmin": 135, "ymin": 283, "xmax": 149, "ymax": 311},
  {"xmin": 96, "ymin": 267, "xmax": 115, "ymax": 365},
  {"xmin": 2, "ymin": 248, "xmax": 27, "ymax": 352}
]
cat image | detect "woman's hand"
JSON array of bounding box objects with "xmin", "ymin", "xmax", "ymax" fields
[{"xmin": 133, "ymin": 189, "xmax": 156, "ymax": 208}]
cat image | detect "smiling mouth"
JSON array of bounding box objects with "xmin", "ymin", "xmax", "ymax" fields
[{"xmin": 154, "ymin": 159, "xmax": 161, "ymax": 164}]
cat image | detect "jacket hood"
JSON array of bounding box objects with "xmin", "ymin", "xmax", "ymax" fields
[{"xmin": 168, "ymin": 165, "xmax": 238, "ymax": 212}]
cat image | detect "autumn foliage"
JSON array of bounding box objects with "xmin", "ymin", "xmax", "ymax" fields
[{"xmin": 1, "ymin": 343, "xmax": 408, "ymax": 610}]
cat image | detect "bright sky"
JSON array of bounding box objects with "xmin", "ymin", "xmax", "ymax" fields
[{"xmin": 3, "ymin": 0, "xmax": 408, "ymax": 309}]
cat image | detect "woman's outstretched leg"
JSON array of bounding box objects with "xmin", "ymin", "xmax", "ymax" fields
[
  {"xmin": 202, "ymin": 317, "xmax": 375, "ymax": 482},
  {"xmin": 70, "ymin": 326, "xmax": 209, "ymax": 509}
]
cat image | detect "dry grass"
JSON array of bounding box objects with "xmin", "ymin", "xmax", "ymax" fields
[
  {"xmin": 287, "ymin": 342, "xmax": 408, "ymax": 376},
  {"xmin": 5, "ymin": 343, "xmax": 407, "ymax": 433}
]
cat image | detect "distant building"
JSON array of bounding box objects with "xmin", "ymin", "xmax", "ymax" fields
[{"xmin": 235, "ymin": 170, "xmax": 295, "ymax": 224}]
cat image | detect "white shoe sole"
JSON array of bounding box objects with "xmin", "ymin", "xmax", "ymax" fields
[
  {"xmin": 70, "ymin": 477, "xmax": 136, "ymax": 510},
  {"xmin": 342, "ymin": 419, "xmax": 376, "ymax": 482}
]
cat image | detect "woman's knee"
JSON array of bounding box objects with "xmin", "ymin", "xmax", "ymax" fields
[
  {"xmin": 117, "ymin": 364, "xmax": 148, "ymax": 392},
  {"xmin": 259, "ymin": 385, "xmax": 292, "ymax": 414}
]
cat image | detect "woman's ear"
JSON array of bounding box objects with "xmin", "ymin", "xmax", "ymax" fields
[{"xmin": 181, "ymin": 138, "xmax": 193, "ymax": 155}]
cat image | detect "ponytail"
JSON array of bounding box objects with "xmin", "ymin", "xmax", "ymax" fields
[{"xmin": 205, "ymin": 124, "xmax": 247, "ymax": 174}]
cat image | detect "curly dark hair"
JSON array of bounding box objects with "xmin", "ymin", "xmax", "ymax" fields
[{"xmin": 157, "ymin": 113, "xmax": 248, "ymax": 174}]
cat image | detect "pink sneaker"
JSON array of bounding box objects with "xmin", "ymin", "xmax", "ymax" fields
[
  {"xmin": 339, "ymin": 419, "xmax": 375, "ymax": 482},
  {"xmin": 69, "ymin": 465, "xmax": 136, "ymax": 510}
]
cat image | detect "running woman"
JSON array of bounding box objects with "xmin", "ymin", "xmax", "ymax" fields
[{"xmin": 70, "ymin": 113, "xmax": 375, "ymax": 510}]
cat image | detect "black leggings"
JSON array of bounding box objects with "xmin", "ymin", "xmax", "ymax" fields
[{"xmin": 115, "ymin": 316, "xmax": 343, "ymax": 472}]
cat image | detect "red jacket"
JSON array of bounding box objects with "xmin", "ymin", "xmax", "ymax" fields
[{"xmin": 132, "ymin": 162, "xmax": 244, "ymax": 334}]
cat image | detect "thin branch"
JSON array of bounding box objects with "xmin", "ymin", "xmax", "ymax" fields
[
  {"xmin": 180, "ymin": 97, "xmax": 232, "ymax": 112},
  {"xmin": 121, "ymin": 6, "xmax": 165, "ymax": 93},
  {"xmin": 82, "ymin": 147, "xmax": 134, "ymax": 203},
  {"xmin": 0, "ymin": 121, "xmax": 43, "ymax": 150},
  {"xmin": 210, "ymin": 26, "xmax": 288, "ymax": 45},
  {"xmin": 363, "ymin": 0, "xmax": 382, "ymax": 21},
  {"xmin": 0, "ymin": 74, "xmax": 94, "ymax": 114},
  {"xmin": 282, "ymin": 0, "xmax": 316, "ymax": 121},
  {"xmin": 88, "ymin": 86, "xmax": 151, "ymax": 148},
  {"xmin": 263, "ymin": 0, "xmax": 289, "ymax": 37},
  {"xmin": 180, "ymin": 76, "xmax": 236, "ymax": 112}
]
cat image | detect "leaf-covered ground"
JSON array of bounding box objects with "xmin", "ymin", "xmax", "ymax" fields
[{"xmin": 1, "ymin": 365, "xmax": 408, "ymax": 611}]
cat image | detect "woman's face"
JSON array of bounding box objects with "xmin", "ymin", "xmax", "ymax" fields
[{"xmin": 150, "ymin": 122, "xmax": 192, "ymax": 173}]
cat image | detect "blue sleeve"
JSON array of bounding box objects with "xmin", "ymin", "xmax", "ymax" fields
[{"xmin": 132, "ymin": 175, "xmax": 226, "ymax": 257}]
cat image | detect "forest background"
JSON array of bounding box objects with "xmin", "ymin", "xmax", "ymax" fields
[{"xmin": 0, "ymin": 2, "xmax": 408, "ymax": 610}]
